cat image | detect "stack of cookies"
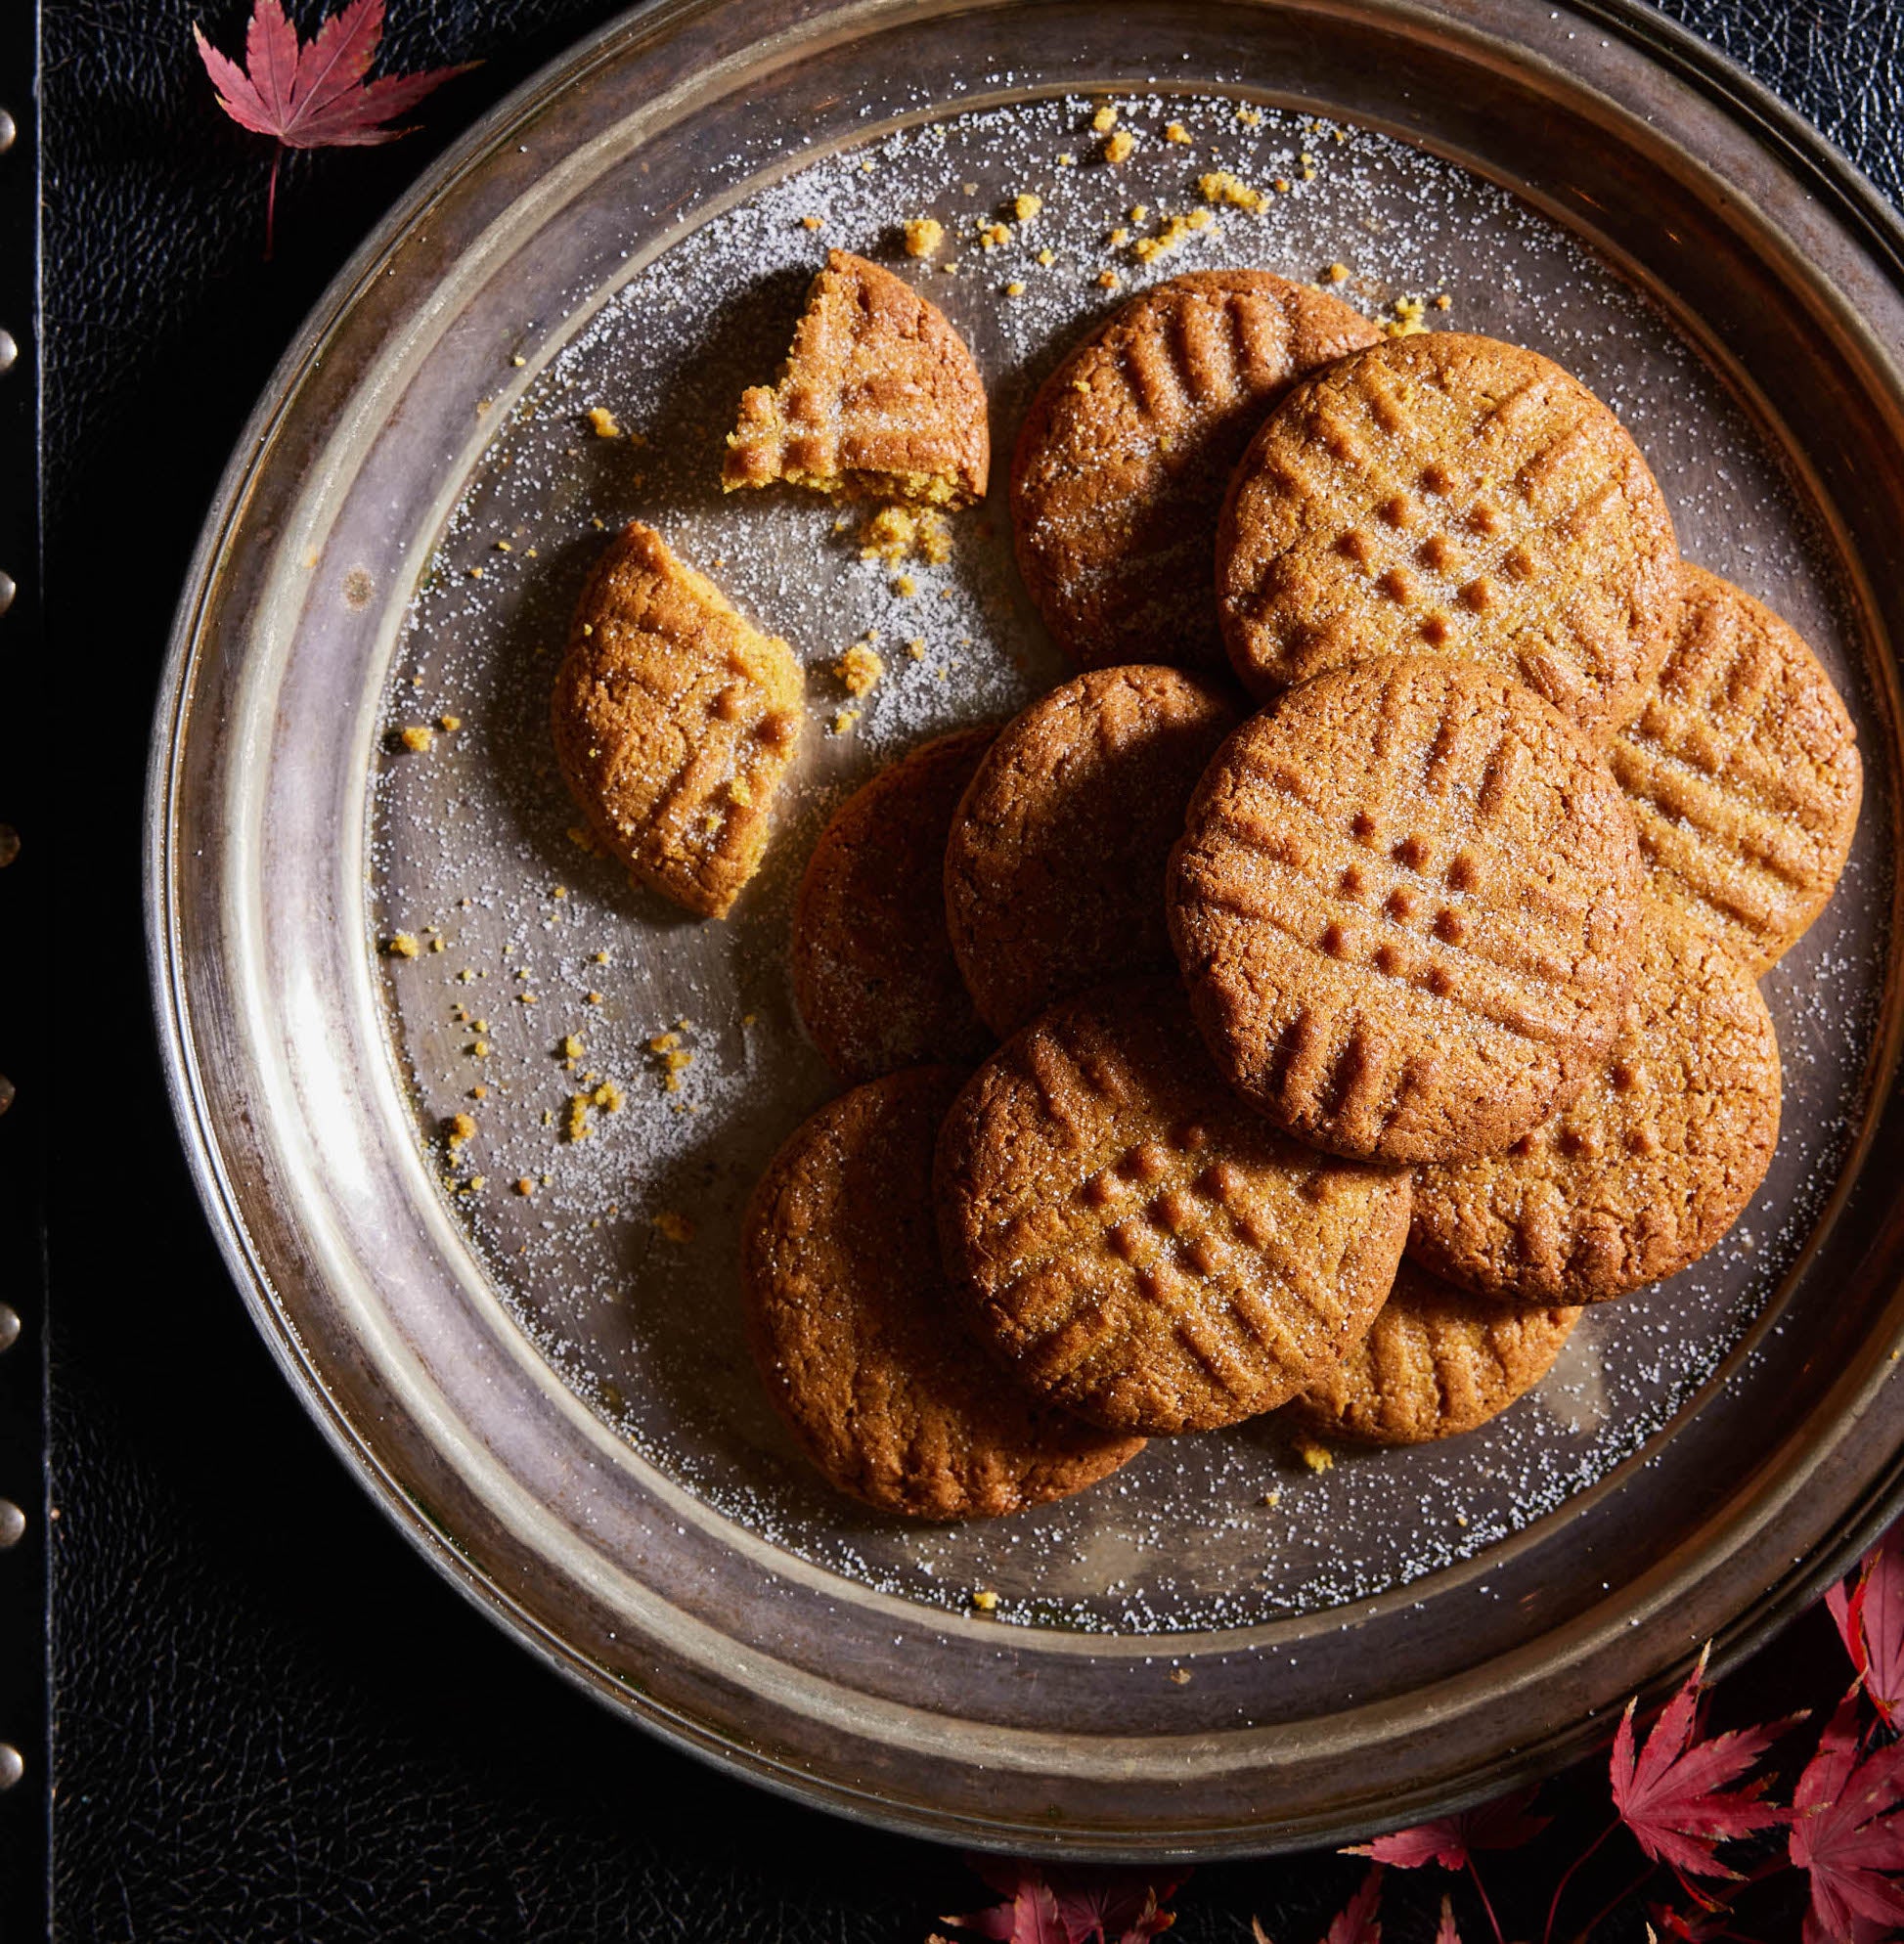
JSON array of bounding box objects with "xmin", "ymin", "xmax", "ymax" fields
[{"xmin": 553, "ymin": 250, "xmax": 1862, "ymax": 1524}]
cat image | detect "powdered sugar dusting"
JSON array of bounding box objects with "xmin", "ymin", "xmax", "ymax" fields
[{"xmin": 368, "ymin": 94, "xmax": 1888, "ymax": 1634}]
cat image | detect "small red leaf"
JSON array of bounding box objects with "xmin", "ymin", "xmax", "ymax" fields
[
  {"xmin": 946, "ymin": 1860, "xmax": 1184, "ymax": 1944},
  {"xmin": 1433, "ymin": 1895, "xmax": 1461, "ymax": 1944},
  {"xmin": 1854, "ymin": 1530, "xmax": 1904, "ymax": 1727},
  {"xmin": 1344, "ymin": 1788, "xmax": 1546, "ymax": 1873},
  {"xmin": 1609, "ymin": 1646, "xmax": 1797, "ymax": 1879},
  {"xmin": 1827, "ymin": 1574, "xmax": 1866, "ymax": 1681},
  {"xmin": 1324, "ymin": 1866, "xmax": 1384, "ymax": 1944},
  {"xmin": 1790, "ymin": 1688, "xmax": 1904, "ymax": 1943}
]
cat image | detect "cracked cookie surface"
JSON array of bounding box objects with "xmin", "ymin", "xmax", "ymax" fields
[
  {"xmin": 1285, "ymin": 1259, "xmax": 1579, "ymax": 1444},
  {"xmin": 1217, "ymin": 331, "xmax": 1679, "ymax": 742},
  {"xmin": 1609, "ymin": 563, "xmax": 1861, "ymax": 973},
  {"xmin": 945, "ymin": 664, "xmax": 1244, "ymax": 1038},
  {"xmin": 791, "ymin": 726, "xmax": 997, "ymax": 1082},
  {"xmin": 723, "ymin": 249, "xmax": 989, "ymax": 506},
  {"xmin": 1011, "ymin": 270, "xmax": 1381, "ymax": 672},
  {"xmin": 742, "ymin": 1066, "xmax": 1143, "ymax": 1519},
  {"xmin": 934, "ymin": 979, "xmax": 1411, "ymax": 1436},
  {"xmin": 1170, "ymin": 656, "xmax": 1643, "ymax": 1163},
  {"xmin": 1410, "ymin": 900, "xmax": 1780, "ymax": 1303},
  {"xmin": 551, "ymin": 521, "xmax": 803, "ymax": 918}
]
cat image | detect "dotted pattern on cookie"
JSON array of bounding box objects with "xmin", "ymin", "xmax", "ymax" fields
[
  {"xmin": 791, "ymin": 726, "xmax": 997, "ymax": 1082},
  {"xmin": 1285, "ymin": 1259, "xmax": 1579, "ymax": 1444},
  {"xmin": 1216, "ymin": 331, "xmax": 1680, "ymax": 742},
  {"xmin": 1609, "ymin": 563, "xmax": 1862, "ymax": 973},
  {"xmin": 723, "ymin": 248, "xmax": 990, "ymax": 506},
  {"xmin": 934, "ymin": 979, "xmax": 1412, "ymax": 1436},
  {"xmin": 1411, "ymin": 900, "xmax": 1781, "ymax": 1303},
  {"xmin": 1169, "ymin": 656, "xmax": 1644, "ymax": 1163},
  {"xmin": 550, "ymin": 521, "xmax": 803, "ymax": 918},
  {"xmin": 1010, "ymin": 271, "xmax": 1382, "ymax": 673},
  {"xmin": 742, "ymin": 1066, "xmax": 1143, "ymax": 1519},
  {"xmin": 945, "ymin": 664, "xmax": 1244, "ymax": 1038}
]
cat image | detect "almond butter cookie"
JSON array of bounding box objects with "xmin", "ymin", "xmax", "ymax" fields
[
  {"xmin": 1011, "ymin": 271, "xmax": 1381, "ymax": 672},
  {"xmin": 1217, "ymin": 332, "xmax": 1679, "ymax": 742},
  {"xmin": 791, "ymin": 726, "xmax": 996, "ymax": 1082},
  {"xmin": 1410, "ymin": 901, "xmax": 1780, "ymax": 1303},
  {"xmin": 742, "ymin": 1066, "xmax": 1143, "ymax": 1519},
  {"xmin": 1170, "ymin": 656, "xmax": 1643, "ymax": 1163},
  {"xmin": 1609, "ymin": 563, "xmax": 1861, "ymax": 972},
  {"xmin": 934, "ymin": 979, "xmax": 1412, "ymax": 1436},
  {"xmin": 945, "ymin": 664, "xmax": 1244, "ymax": 1038},
  {"xmin": 552, "ymin": 521, "xmax": 803, "ymax": 919},
  {"xmin": 1284, "ymin": 1259, "xmax": 1579, "ymax": 1444},
  {"xmin": 723, "ymin": 249, "xmax": 989, "ymax": 506}
]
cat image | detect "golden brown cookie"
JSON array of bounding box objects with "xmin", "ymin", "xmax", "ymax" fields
[
  {"xmin": 723, "ymin": 249, "xmax": 989, "ymax": 506},
  {"xmin": 1217, "ymin": 331, "xmax": 1680, "ymax": 742},
  {"xmin": 1169, "ymin": 656, "xmax": 1643, "ymax": 1164},
  {"xmin": 1284, "ymin": 1259, "xmax": 1579, "ymax": 1444},
  {"xmin": 791, "ymin": 727, "xmax": 997, "ymax": 1083},
  {"xmin": 944, "ymin": 665, "xmax": 1244, "ymax": 1038},
  {"xmin": 1410, "ymin": 901, "xmax": 1780, "ymax": 1303},
  {"xmin": 934, "ymin": 979, "xmax": 1412, "ymax": 1436},
  {"xmin": 551, "ymin": 522, "xmax": 803, "ymax": 919},
  {"xmin": 741, "ymin": 1066, "xmax": 1143, "ymax": 1519},
  {"xmin": 1609, "ymin": 563, "xmax": 1862, "ymax": 973},
  {"xmin": 1011, "ymin": 271, "xmax": 1382, "ymax": 672}
]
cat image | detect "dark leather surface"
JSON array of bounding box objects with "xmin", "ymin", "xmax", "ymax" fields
[{"xmin": 35, "ymin": 1, "xmax": 1904, "ymax": 1937}]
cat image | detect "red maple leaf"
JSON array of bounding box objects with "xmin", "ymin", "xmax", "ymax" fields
[
  {"xmin": 1789, "ymin": 1689, "xmax": 1904, "ymax": 1944},
  {"xmin": 1344, "ymin": 1789, "xmax": 1548, "ymax": 1872},
  {"xmin": 1830, "ymin": 1528, "xmax": 1904, "ymax": 1728},
  {"xmin": 1609, "ymin": 1645, "xmax": 1797, "ymax": 1881},
  {"xmin": 944, "ymin": 1860, "xmax": 1186, "ymax": 1944},
  {"xmin": 1434, "ymin": 1895, "xmax": 1461, "ymax": 1944},
  {"xmin": 193, "ymin": 0, "xmax": 476, "ymax": 254},
  {"xmin": 1251, "ymin": 1866, "xmax": 1383, "ymax": 1944}
]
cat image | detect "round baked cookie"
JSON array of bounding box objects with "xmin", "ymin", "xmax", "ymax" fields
[
  {"xmin": 1284, "ymin": 1259, "xmax": 1579, "ymax": 1445},
  {"xmin": 742, "ymin": 1067, "xmax": 1143, "ymax": 1519},
  {"xmin": 1410, "ymin": 900, "xmax": 1780, "ymax": 1303},
  {"xmin": 723, "ymin": 249, "xmax": 989, "ymax": 507},
  {"xmin": 1011, "ymin": 271, "xmax": 1382, "ymax": 672},
  {"xmin": 945, "ymin": 665, "xmax": 1244, "ymax": 1038},
  {"xmin": 552, "ymin": 521, "xmax": 804, "ymax": 919},
  {"xmin": 934, "ymin": 979, "xmax": 1412, "ymax": 1436},
  {"xmin": 1217, "ymin": 331, "xmax": 1680, "ymax": 743},
  {"xmin": 1169, "ymin": 656, "xmax": 1644, "ymax": 1164},
  {"xmin": 791, "ymin": 727, "xmax": 996, "ymax": 1083},
  {"xmin": 1609, "ymin": 563, "xmax": 1862, "ymax": 973}
]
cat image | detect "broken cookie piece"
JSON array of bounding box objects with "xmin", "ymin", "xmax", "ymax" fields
[
  {"xmin": 723, "ymin": 248, "xmax": 990, "ymax": 507},
  {"xmin": 552, "ymin": 521, "xmax": 803, "ymax": 919}
]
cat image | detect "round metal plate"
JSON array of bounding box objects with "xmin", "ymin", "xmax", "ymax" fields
[{"xmin": 149, "ymin": 0, "xmax": 1904, "ymax": 1856}]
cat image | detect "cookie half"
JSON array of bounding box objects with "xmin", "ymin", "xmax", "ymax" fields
[
  {"xmin": 723, "ymin": 249, "xmax": 989, "ymax": 506},
  {"xmin": 1217, "ymin": 331, "xmax": 1680, "ymax": 742},
  {"xmin": 791, "ymin": 726, "xmax": 996, "ymax": 1082},
  {"xmin": 1609, "ymin": 563, "xmax": 1861, "ymax": 973},
  {"xmin": 551, "ymin": 521, "xmax": 803, "ymax": 918},
  {"xmin": 945, "ymin": 664, "xmax": 1244, "ymax": 1038},
  {"xmin": 1011, "ymin": 270, "xmax": 1382, "ymax": 672},
  {"xmin": 1410, "ymin": 901, "xmax": 1781, "ymax": 1303},
  {"xmin": 742, "ymin": 1066, "xmax": 1142, "ymax": 1519},
  {"xmin": 1285, "ymin": 1259, "xmax": 1579, "ymax": 1445},
  {"xmin": 1170, "ymin": 656, "xmax": 1643, "ymax": 1163},
  {"xmin": 935, "ymin": 979, "xmax": 1412, "ymax": 1436}
]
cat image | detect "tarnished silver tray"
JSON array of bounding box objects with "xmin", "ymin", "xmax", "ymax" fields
[{"xmin": 148, "ymin": 0, "xmax": 1904, "ymax": 1855}]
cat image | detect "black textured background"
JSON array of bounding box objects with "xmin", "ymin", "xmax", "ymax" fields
[{"xmin": 28, "ymin": 2, "xmax": 1904, "ymax": 1938}]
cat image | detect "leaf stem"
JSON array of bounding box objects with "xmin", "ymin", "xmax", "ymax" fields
[
  {"xmin": 266, "ymin": 145, "xmax": 283, "ymax": 261},
  {"xmin": 1565, "ymin": 1861, "xmax": 1657, "ymax": 1944},
  {"xmin": 1466, "ymin": 1858, "xmax": 1505, "ymax": 1944},
  {"xmin": 1542, "ymin": 1819, "xmax": 1617, "ymax": 1944}
]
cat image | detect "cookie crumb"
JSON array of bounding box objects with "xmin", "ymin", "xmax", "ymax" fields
[
  {"xmin": 1036, "ymin": 247, "xmax": 1055, "ymax": 267},
  {"xmin": 800, "ymin": 214, "xmax": 824, "ymax": 231},
  {"xmin": 970, "ymin": 1587, "xmax": 999, "ymax": 1612},
  {"xmin": 514, "ymin": 1177, "xmax": 535, "ymax": 1196},
  {"xmin": 903, "ymin": 216, "xmax": 944, "ymax": 257},
  {"xmin": 1128, "ymin": 202, "xmax": 1149, "ymax": 223},
  {"xmin": 383, "ymin": 933, "xmax": 420, "ymax": 958},
  {"xmin": 1097, "ymin": 269, "xmax": 1120, "ymax": 289},
  {"xmin": 438, "ymin": 713, "xmax": 462, "ymax": 732},
  {"xmin": 1385, "ymin": 294, "xmax": 1429, "ymax": 336},
  {"xmin": 1326, "ymin": 261, "xmax": 1351, "ymax": 282},
  {"xmin": 1004, "ymin": 280, "xmax": 1027, "ymax": 297},
  {"xmin": 838, "ymin": 641, "xmax": 884, "ymax": 694},
  {"xmin": 1260, "ymin": 1490, "xmax": 1281, "ymax": 1508},
  {"xmin": 559, "ymin": 1035, "xmax": 584, "ymax": 1060},
  {"xmin": 563, "ymin": 1093, "xmax": 593, "ymax": 1141},
  {"xmin": 399, "ymin": 725, "xmax": 434, "ymax": 752},
  {"xmin": 1090, "ymin": 105, "xmax": 1118, "ymax": 132},
  {"xmin": 1056, "ymin": 151, "xmax": 1077, "ymax": 167},
  {"xmin": 1012, "ymin": 193, "xmax": 1042, "ymax": 223},
  {"xmin": 1163, "ymin": 121, "xmax": 1191, "ymax": 145},
  {"xmin": 444, "ymin": 1112, "xmax": 477, "ymax": 1151},
  {"xmin": 831, "ymin": 709, "xmax": 862, "ymax": 735},
  {"xmin": 1237, "ymin": 105, "xmax": 1263, "ymax": 127},
  {"xmin": 1434, "ymin": 292, "xmax": 1453, "ymax": 310},
  {"xmin": 1168, "ymin": 1665, "xmax": 1193, "ymax": 1684},
  {"xmin": 653, "ymin": 1209, "xmax": 696, "ymax": 1243},
  {"xmin": 1102, "ymin": 130, "xmax": 1135, "ymax": 164},
  {"xmin": 586, "ymin": 406, "xmax": 622, "ymax": 438},
  {"xmin": 1198, "ymin": 170, "xmax": 1263, "ymax": 210},
  {"xmin": 1293, "ymin": 1437, "xmax": 1335, "ymax": 1473},
  {"xmin": 977, "ymin": 220, "xmax": 1011, "ymax": 251}
]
